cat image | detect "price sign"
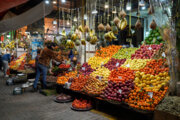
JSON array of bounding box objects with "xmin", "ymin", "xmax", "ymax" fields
[
  {"xmin": 118, "ymin": 89, "xmax": 122, "ymax": 94},
  {"xmin": 116, "ymin": 62, "xmax": 120, "ymax": 67},
  {"xmin": 148, "ymin": 47, "xmax": 152, "ymax": 50},
  {"xmin": 99, "ymin": 76, "xmax": 102, "ymax": 81},
  {"xmin": 101, "ymin": 62, "xmax": 104, "ymax": 66},
  {"xmin": 126, "ymin": 64, "xmax": 130, "ymax": 68},
  {"xmin": 118, "ymin": 76, "xmax": 122, "ymax": 79},
  {"xmin": 82, "ymin": 67, "xmax": 85, "ymax": 71},
  {"xmin": 162, "ymin": 52, "xmax": 166, "ymax": 57},
  {"xmin": 148, "ymin": 92, "xmax": 153, "ymax": 98}
]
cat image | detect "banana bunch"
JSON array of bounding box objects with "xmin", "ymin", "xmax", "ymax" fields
[
  {"xmin": 89, "ymin": 29, "xmax": 95, "ymax": 37},
  {"xmin": 71, "ymin": 34, "xmax": 77, "ymax": 42},
  {"xmin": 78, "ymin": 25, "xmax": 84, "ymax": 33},
  {"xmin": 66, "ymin": 40, "xmax": 74, "ymax": 49},
  {"xmin": 104, "ymin": 31, "xmax": 117, "ymax": 42},
  {"xmin": 61, "ymin": 28, "xmax": 66, "ymax": 36},
  {"xmin": 90, "ymin": 36, "xmax": 98, "ymax": 45},
  {"xmin": 118, "ymin": 18, "xmax": 127, "ymax": 30}
]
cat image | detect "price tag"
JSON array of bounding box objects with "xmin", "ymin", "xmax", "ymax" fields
[
  {"xmin": 99, "ymin": 76, "xmax": 102, "ymax": 81},
  {"xmin": 126, "ymin": 64, "xmax": 130, "ymax": 68},
  {"xmin": 118, "ymin": 89, "xmax": 122, "ymax": 94},
  {"xmin": 116, "ymin": 62, "xmax": 120, "ymax": 67},
  {"xmin": 148, "ymin": 92, "xmax": 153, "ymax": 98},
  {"xmin": 162, "ymin": 52, "xmax": 166, "ymax": 57},
  {"xmin": 101, "ymin": 62, "xmax": 104, "ymax": 66},
  {"xmin": 148, "ymin": 47, "xmax": 152, "ymax": 50},
  {"xmin": 118, "ymin": 76, "xmax": 122, "ymax": 79},
  {"xmin": 82, "ymin": 67, "xmax": 85, "ymax": 71}
]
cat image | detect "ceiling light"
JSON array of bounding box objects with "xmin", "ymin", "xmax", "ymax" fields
[
  {"xmin": 61, "ymin": 0, "xmax": 66, "ymax": 3},
  {"xmin": 126, "ymin": 2, "xmax": 131, "ymax": 11},
  {"xmin": 84, "ymin": 14, "xmax": 88, "ymax": 20},
  {"xmin": 92, "ymin": 9, "xmax": 98, "ymax": 14},
  {"xmin": 141, "ymin": 6, "xmax": 146, "ymax": 10},
  {"xmin": 45, "ymin": 0, "xmax": 49, "ymax": 4},
  {"xmin": 139, "ymin": 0, "xmax": 145, "ymax": 7},
  {"xmin": 53, "ymin": 1, "xmax": 56, "ymax": 4},
  {"xmin": 104, "ymin": 2, "xmax": 109, "ymax": 9},
  {"xmin": 74, "ymin": 17, "xmax": 77, "ymax": 22}
]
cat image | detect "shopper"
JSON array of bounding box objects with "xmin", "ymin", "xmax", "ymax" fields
[
  {"xmin": 2, "ymin": 49, "xmax": 11, "ymax": 77},
  {"xmin": 33, "ymin": 43, "xmax": 63, "ymax": 91}
]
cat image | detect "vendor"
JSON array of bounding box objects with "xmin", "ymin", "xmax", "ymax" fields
[{"xmin": 33, "ymin": 43, "xmax": 63, "ymax": 92}]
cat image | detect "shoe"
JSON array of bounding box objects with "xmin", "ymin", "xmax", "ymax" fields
[{"xmin": 31, "ymin": 87, "xmax": 38, "ymax": 92}]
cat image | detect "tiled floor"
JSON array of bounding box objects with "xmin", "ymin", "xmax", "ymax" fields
[{"xmin": 0, "ymin": 72, "xmax": 108, "ymax": 120}]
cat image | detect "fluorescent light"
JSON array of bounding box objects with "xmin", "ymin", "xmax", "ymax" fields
[
  {"xmin": 104, "ymin": 2, "xmax": 109, "ymax": 9},
  {"xmin": 139, "ymin": 0, "xmax": 145, "ymax": 7},
  {"xmin": 92, "ymin": 9, "xmax": 98, "ymax": 14},
  {"xmin": 84, "ymin": 14, "xmax": 87, "ymax": 20},
  {"xmin": 53, "ymin": 1, "xmax": 56, "ymax": 4},
  {"xmin": 126, "ymin": 2, "xmax": 131, "ymax": 11},
  {"xmin": 61, "ymin": 0, "xmax": 66, "ymax": 3},
  {"xmin": 45, "ymin": 0, "xmax": 49, "ymax": 4}
]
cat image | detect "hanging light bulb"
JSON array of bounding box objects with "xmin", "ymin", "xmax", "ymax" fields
[
  {"xmin": 53, "ymin": 25, "xmax": 56, "ymax": 28},
  {"xmin": 52, "ymin": 0, "xmax": 56, "ymax": 4},
  {"xmin": 104, "ymin": 2, "xmax": 109, "ymax": 9},
  {"xmin": 84, "ymin": 14, "xmax": 88, "ymax": 20},
  {"xmin": 141, "ymin": 6, "xmax": 146, "ymax": 10},
  {"xmin": 67, "ymin": 20, "xmax": 70, "ymax": 25},
  {"xmin": 45, "ymin": 0, "xmax": 49, "ymax": 4},
  {"xmin": 126, "ymin": 1, "xmax": 131, "ymax": 11},
  {"xmin": 139, "ymin": 0, "xmax": 145, "ymax": 7},
  {"xmin": 74, "ymin": 17, "xmax": 77, "ymax": 22},
  {"xmin": 112, "ymin": 6, "xmax": 117, "ymax": 14},
  {"xmin": 92, "ymin": 9, "xmax": 98, "ymax": 14},
  {"xmin": 61, "ymin": 0, "xmax": 66, "ymax": 3}
]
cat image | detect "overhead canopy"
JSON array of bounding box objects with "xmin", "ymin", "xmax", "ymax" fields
[
  {"xmin": 0, "ymin": 1, "xmax": 53, "ymax": 33},
  {"xmin": 0, "ymin": 0, "xmax": 28, "ymax": 13}
]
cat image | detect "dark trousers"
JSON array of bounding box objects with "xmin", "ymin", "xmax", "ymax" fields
[{"xmin": 33, "ymin": 63, "xmax": 48, "ymax": 89}]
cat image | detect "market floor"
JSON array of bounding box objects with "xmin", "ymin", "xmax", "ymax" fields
[{"xmin": 0, "ymin": 72, "xmax": 153, "ymax": 120}]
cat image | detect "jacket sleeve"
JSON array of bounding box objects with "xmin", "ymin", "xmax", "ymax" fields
[{"xmin": 46, "ymin": 48, "xmax": 63, "ymax": 62}]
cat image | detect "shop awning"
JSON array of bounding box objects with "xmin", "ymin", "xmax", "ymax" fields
[
  {"xmin": 0, "ymin": 1, "xmax": 53, "ymax": 33},
  {"xmin": 0, "ymin": 0, "xmax": 29, "ymax": 13}
]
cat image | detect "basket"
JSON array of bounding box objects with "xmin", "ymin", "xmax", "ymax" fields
[{"xmin": 71, "ymin": 106, "xmax": 93, "ymax": 111}]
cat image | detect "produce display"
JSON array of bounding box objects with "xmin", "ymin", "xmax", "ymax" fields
[
  {"xmin": 109, "ymin": 67, "xmax": 135, "ymax": 83},
  {"xmin": 112, "ymin": 48, "xmax": 138, "ymax": 59},
  {"xmin": 140, "ymin": 59, "xmax": 169, "ymax": 75},
  {"xmin": 59, "ymin": 64, "xmax": 71, "ymax": 69},
  {"xmin": 95, "ymin": 45, "xmax": 122, "ymax": 58},
  {"xmin": 57, "ymin": 71, "xmax": 77, "ymax": 85},
  {"xmin": 70, "ymin": 75, "xmax": 89, "ymax": 91},
  {"xmin": 83, "ymin": 77, "xmax": 107, "ymax": 96},
  {"xmin": 121, "ymin": 59, "xmax": 150, "ymax": 70},
  {"xmin": 79, "ymin": 63, "xmax": 94, "ymax": 75},
  {"xmin": 145, "ymin": 28, "xmax": 164, "ymax": 45},
  {"xmin": 125, "ymin": 87, "xmax": 168, "ymax": 111},
  {"xmin": 134, "ymin": 71, "xmax": 170, "ymax": 91},
  {"xmin": 131, "ymin": 44, "xmax": 162, "ymax": 59},
  {"xmin": 101, "ymin": 80, "xmax": 134, "ymax": 102},
  {"xmin": 90, "ymin": 66, "xmax": 111, "ymax": 82},
  {"xmin": 72, "ymin": 98, "xmax": 92, "ymax": 110},
  {"xmin": 10, "ymin": 53, "xmax": 26, "ymax": 70},
  {"xmin": 104, "ymin": 58, "xmax": 126, "ymax": 70},
  {"xmin": 88, "ymin": 56, "xmax": 110, "ymax": 69}
]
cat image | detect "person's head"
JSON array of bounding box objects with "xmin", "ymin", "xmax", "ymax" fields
[{"xmin": 6, "ymin": 49, "xmax": 10, "ymax": 54}]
